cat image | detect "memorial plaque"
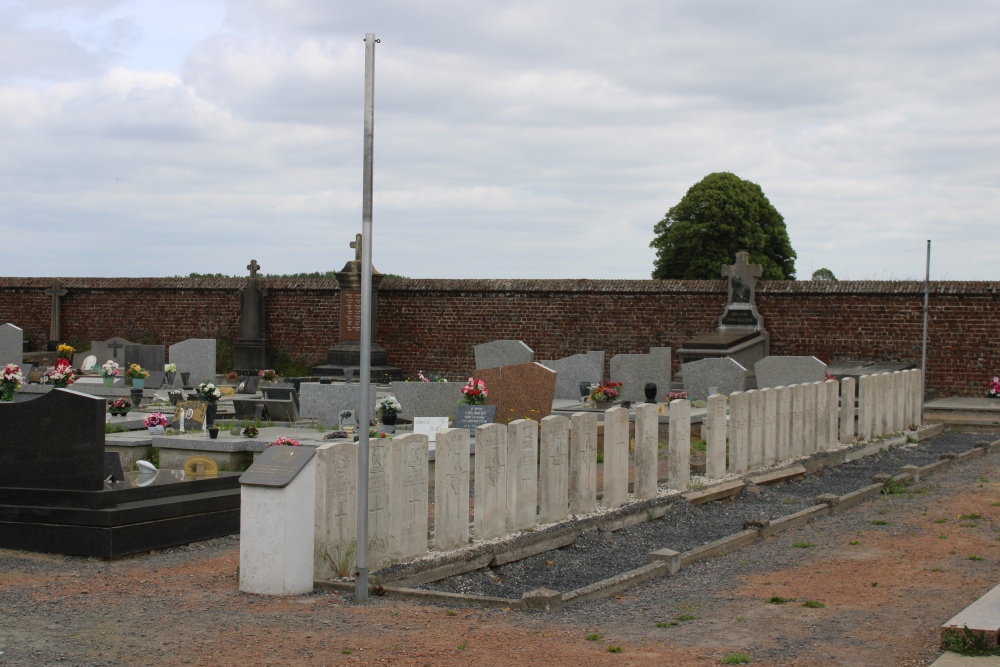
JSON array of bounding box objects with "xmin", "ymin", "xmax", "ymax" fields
[
  {"xmin": 413, "ymin": 416, "xmax": 449, "ymax": 442},
  {"xmin": 173, "ymin": 401, "xmax": 207, "ymax": 431},
  {"xmin": 240, "ymin": 445, "xmax": 316, "ymax": 488},
  {"xmin": 340, "ymin": 289, "xmax": 362, "ymax": 341},
  {"xmin": 720, "ymin": 309, "xmax": 759, "ymax": 327},
  {"xmin": 338, "ymin": 409, "xmax": 357, "ymax": 429},
  {"xmin": 454, "ymin": 404, "xmax": 497, "ymax": 436}
]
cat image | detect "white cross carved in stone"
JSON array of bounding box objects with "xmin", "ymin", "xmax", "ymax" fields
[
  {"xmin": 334, "ymin": 498, "xmax": 350, "ymax": 536},
  {"xmin": 582, "ymin": 427, "xmax": 595, "ymax": 474},
  {"xmin": 407, "ymin": 487, "xmax": 423, "ymax": 527},
  {"xmin": 486, "ymin": 450, "xmax": 503, "ymax": 487},
  {"xmin": 551, "ymin": 434, "xmax": 565, "ymax": 467}
]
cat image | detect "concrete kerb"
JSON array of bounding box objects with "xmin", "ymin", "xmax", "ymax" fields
[{"xmin": 315, "ymin": 428, "xmax": 982, "ymax": 612}]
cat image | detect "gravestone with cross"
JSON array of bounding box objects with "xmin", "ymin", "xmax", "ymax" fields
[
  {"xmin": 87, "ymin": 338, "xmax": 134, "ymax": 370},
  {"xmin": 235, "ymin": 258, "xmax": 269, "ymax": 371},
  {"xmin": 45, "ymin": 278, "xmax": 68, "ymax": 350}
]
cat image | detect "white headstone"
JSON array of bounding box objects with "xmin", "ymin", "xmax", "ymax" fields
[
  {"xmin": 474, "ymin": 423, "xmax": 508, "ymax": 540},
  {"xmin": 857, "ymin": 375, "xmax": 873, "ymax": 440},
  {"xmin": 705, "ymin": 393, "xmax": 727, "ymax": 479},
  {"xmin": 790, "ymin": 384, "xmax": 805, "ymax": 457},
  {"xmin": 748, "ymin": 389, "xmax": 763, "ymax": 469},
  {"xmin": 894, "ymin": 372, "xmax": 906, "ymax": 433},
  {"xmin": 568, "ymin": 411, "xmax": 597, "ymax": 514},
  {"xmin": 902, "ymin": 371, "xmax": 912, "ymax": 431},
  {"xmin": 873, "ymin": 373, "xmax": 886, "ymax": 437},
  {"xmin": 762, "ymin": 387, "xmax": 777, "ymax": 465},
  {"xmin": 0, "ymin": 323, "xmax": 23, "ymax": 367},
  {"xmin": 388, "ymin": 433, "xmax": 429, "ymax": 563},
  {"xmin": 840, "ymin": 377, "xmax": 856, "ymax": 444},
  {"xmin": 314, "ymin": 442, "xmax": 357, "ymax": 580},
  {"xmin": 602, "ymin": 407, "xmax": 629, "ymax": 508},
  {"xmin": 815, "ymin": 380, "xmax": 829, "ymax": 451},
  {"xmin": 414, "ymin": 416, "xmax": 450, "ymax": 443},
  {"xmin": 803, "ymin": 382, "xmax": 818, "ymax": 454},
  {"xmin": 506, "ymin": 419, "xmax": 538, "ymax": 531},
  {"xmin": 434, "ymin": 428, "xmax": 470, "ymax": 550},
  {"xmin": 776, "ymin": 386, "xmax": 791, "ymax": 461},
  {"xmin": 632, "ymin": 404, "xmax": 659, "ymax": 500},
  {"xmin": 825, "ymin": 380, "xmax": 840, "ymax": 449},
  {"xmin": 538, "ymin": 415, "xmax": 570, "ymax": 523},
  {"xmin": 910, "ymin": 369, "xmax": 923, "ymax": 428},
  {"xmin": 727, "ymin": 391, "xmax": 749, "ymax": 474},
  {"xmin": 667, "ymin": 399, "xmax": 691, "ymax": 490},
  {"xmin": 367, "ymin": 436, "xmax": 392, "ymax": 569}
]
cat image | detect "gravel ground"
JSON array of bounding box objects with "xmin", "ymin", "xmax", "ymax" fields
[{"xmin": 421, "ymin": 432, "xmax": 989, "ymax": 599}]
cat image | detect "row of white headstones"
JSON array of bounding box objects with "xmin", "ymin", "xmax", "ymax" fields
[{"xmin": 311, "ymin": 369, "xmax": 922, "ymax": 577}]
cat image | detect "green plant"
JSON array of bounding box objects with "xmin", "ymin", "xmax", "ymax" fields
[
  {"xmin": 791, "ymin": 541, "xmax": 815, "ymax": 549},
  {"xmin": 906, "ymin": 435, "xmax": 918, "ymax": 444},
  {"xmin": 782, "ymin": 497, "xmax": 798, "ymax": 505},
  {"xmin": 341, "ymin": 648, "xmax": 351, "ymax": 655},
  {"xmin": 960, "ymin": 513, "xmax": 983, "ymax": 520},
  {"xmin": 933, "ymin": 518, "xmax": 949, "ymax": 523},
  {"xmin": 105, "ymin": 423, "xmax": 125, "ymax": 434},
  {"xmin": 939, "ymin": 534, "xmax": 948, "ymax": 539},
  {"xmin": 871, "ymin": 520, "xmax": 889, "ymax": 526},
  {"xmin": 148, "ymin": 447, "xmax": 160, "ymax": 468},
  {"xmin": 688, "ymin": 480, "xmax": 709, "ymax": 491},
  {"xmin": 646, "ymin": 510, "xmax": 655, "ymax": 522},
  {"xmin": 882, "ymin": 476, "xmax": 907, "ymax": 495},
  {"xmin": 942, "ymin": 626, "xmax": 1000, "ymax": 656},
  {"xmin": 585, "ymin": 633, "xmax": 602, "ymax": 641},
  {"xmin": 968, "ymin": 554, "xmax": 983, "ymax": 561},
  {"xmin": 676, "ymin": 614, "xmax": 698, "ymax": 621},
  {"xmin": 949, "ymin": 549, "xmax": 957, "ymax": 554},
  {"xmin": 721, "ymin": 651, "xmax": 752, "ymax": 664},
  {"xmin": 656, "ymin": 621, "xmax": 679, "ymax": 628},
  {"xmin": 871, "ymin": 582, "xmax": 878, "ymax": 587},
  {"xmin": 767, "ymin": 596, "xmax": 787, "ymax": 604},
  {"xmin": 801, "ymin": 600, "xmax": 825, "ymax": 608},
  {"xmin": 596, "ymin": 451, "xmax": 604, "ymax": 464},
  {"xmin": 445, "ymin": 609, "xmax": 457, "ymax": 617},
  {"xmin": 848, "ymin": 540, "xmax": 860, "ymax": 545},
  {"xmin": 457, "ymin": 641, "xmax": 467, "ymax": 651},
  {"xmin": 606, "ymin": 645, "xmax": 623, "ymax": 653},
  {"xmin": 691, "ymin": 439, "xmax": 706, "ymax": 452}
]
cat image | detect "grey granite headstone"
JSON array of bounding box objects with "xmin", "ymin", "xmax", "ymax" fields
[
  {"xmin": 754, "ymin": 356, "xmax": 827, "ymax": 389},
  {"xmin": 89, "ymin": 337, "xmax": 132, "ymax": 368},
  {"xmin": 388, "ymin": 380, "xmax": 463, "ymax": 420},
  {"xmin": 169, "ymin": 338, "xmax": 217, "ymax": 388},
  {"xmin": 538, "ymin": 351, "xmax": 604, "ymax": 400},
  {"xmin": 299, "ymin": 383, "xmax": 376, "ymax": 427},
  {"xmin": 145, "ymin": 371, "xmax": 166, "ymax": 389},
  {"xmin": 124, "ymin": 344, "xmax": 165, "ymax": 375},
  {"xmin": 474, "ymin": 340, "xmax": 534, "ymax": 370},
  {"xmin": 609, "ymin": 347, "xmax": 671, "ymax": 404},
  {"xmin": 682, "ymin": 357, "xmax": 747, "ymax": 402},
  {"xmin": 0, "ymin": 323, "xmax": 23, "ymax": 367}
]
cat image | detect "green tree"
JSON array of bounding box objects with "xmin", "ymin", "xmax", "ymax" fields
[
  {"xmin": 650, "ymin": 172, "xmax": 796, "ymax": 280},
  {"xmin": 811, "ymin": 268, "xmax": 837, "ymax": 281}
]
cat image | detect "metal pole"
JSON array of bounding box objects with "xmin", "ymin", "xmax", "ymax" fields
[
  {"xmin": 920, "ymin": 239, "xmax": 930, "ymax": 425},
  {"xmin": 354, "ymin": 31, "xmax": 377, "ymax": 603}
]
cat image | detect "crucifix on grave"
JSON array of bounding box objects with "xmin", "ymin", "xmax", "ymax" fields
[
  {"xmin": 45, "ymin": 278, "xmax": 68, "ymax": 349},
  {"xmin": 234, "ymin": 258, "xmax": 269, "ymax": 372}
]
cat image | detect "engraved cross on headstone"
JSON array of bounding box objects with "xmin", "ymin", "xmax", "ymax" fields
[
  {"xmin": 45, "ymin": 278, "xmax": 68, "ymax": 343},
  {"xmin": 721, "ymin": 251, "xmax": 763, "ymax": 306},
  {"xmin": 247, "ymin": 259, "xmax": 260, "ymax": 281},
  {"xmin": 349, "ymin": 233, "xmax": 363, "ymax": 262},
  {"xmin": 108, "ymin": 339, "xmax": 124, "ymax": 360}
]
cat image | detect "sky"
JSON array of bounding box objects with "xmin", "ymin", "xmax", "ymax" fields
[{"xmin": 1, "ymin": 0, "xmax": 998, "ymax": 280}]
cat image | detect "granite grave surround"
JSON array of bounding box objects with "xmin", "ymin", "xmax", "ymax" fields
[
  {"xmin": 169, "ymin": 338, "xmax": 216, "ymax": 388},
  {"xmin": 474, "ymin": 340, "xmax": 534, "ymax": 370},
  {"xmin": 682, "ymin": 357, "xmax": 748, "ymax": 402},
  {"xmin": 610, "ymin": 347, "xmax": 671, "ymax": 403},
  {"xmin": 477, "ymin": 362, "xmax": 557, "ymax": 425},
  {"xmin": 755, "ymin": 356, "xmax": 827, "ymax": 389},
  {"xmin": 0, "ymin": 389, "xmax": 240, "ymax": 557},
  {"xmin": 0, "ymin": 323, "xmax": 23, "ymax": 366},
  {"xmin": 537, "ymin": 351, "xmax": 604, "ymax": 400}
]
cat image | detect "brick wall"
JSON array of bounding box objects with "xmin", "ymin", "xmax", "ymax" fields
[{"xmin": 1, "ymin": 277, "xmax": 997, "ymax": 397}]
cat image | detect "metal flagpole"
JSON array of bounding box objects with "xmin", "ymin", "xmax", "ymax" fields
[
  {"xmin": 920, "ymin": 240, "xmax": 930, "ymax": 425},
  {"xmin": 355, "ymin": 31, "xmax": 378, "ymax": 603}
]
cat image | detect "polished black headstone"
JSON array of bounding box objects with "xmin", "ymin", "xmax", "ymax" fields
[
  {"xmin": 124, "ymin": 344, "xmax": 165, "ymax": 376},
  {"xmin": 236, "ymin": 376, "xmax": 260, "ymax": 394},
  {"xmin": 104, "ymin": 452, "xmax": 125, "ymax": 483},
  {"xmin": 455, "ymin": 404, "xmax": 497, "ymax": 437},
  {"xmin": 240, "ymin": 445, "xmax": 315, "ymax": 488}
]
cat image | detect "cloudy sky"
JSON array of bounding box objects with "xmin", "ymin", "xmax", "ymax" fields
[{"xmin": 2, "ymin": 0, "xmax": 997, "ymax": 280}]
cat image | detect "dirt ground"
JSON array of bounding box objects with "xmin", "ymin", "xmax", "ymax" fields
[{"xmin": 2, "ymin": 449, "xmax": 1000, "ymax": 666}]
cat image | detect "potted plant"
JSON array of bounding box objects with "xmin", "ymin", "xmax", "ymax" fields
[
  {"xmin": 144, "ymin": 412, "xmax": 169, "ymax": 436},
  {"xmin": 589, "ymin": 381, "xmax": 622, "ymax": 409},
  {"xmin": 417, "ymin": 371, "xmax": 447, "ymax": 383},
  {"xmin": 242, "ymin": 424, "xmax": 259, "ymax": 438},
  {"xmin": 100, "ymin": 360, "xmax": 120, "ymax": 387},
  {"xmin": 378, "ymin": 395, "xmax": 401, "ymax": 432},
  {"xmin": 459, "ymin": 377, "xmax": 488, "ymax": 405},
  {"xmin": 56, "ymin": 344, "xmax": 74, "ymax": 361},
  {"xmin": 196, "ymin": 381, "xmax": 222, "ymax": 428},
  {"xmin": 268, "ymin": 436, "xmax": 299, "ymax": 447},
  {"xmin": 988, "ymin": 376, "xmax": 1000, "ymax": 399},
  {"xmin": 664, "ymin": 390, "xmax": 689, "ymax": 403},
  {"xmin": 208, "ymin": 425, "xmax": 220, "ymax": 439},
  {"xmin": 125, "ymin": 363, "xmax": 149, "ymax": 389},
  {"xmin": 258, "ymin": 369, "xmax": 277, "ymax": 385},
  {"xmin": 164, "ymin": 363, "xmax": 177, "ymax": 386},
  {"xmin": 43, "ymin": 359, "xmax": 75, "ymax": 388},
  {"xmin": 1, "ymin": 363, "xmax": 23, "ymax": 402},
  {"xmin": 107, "ymin": 397, "xmax": 130, "ymax": 417}
]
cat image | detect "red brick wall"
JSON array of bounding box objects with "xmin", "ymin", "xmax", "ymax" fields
[{"xmin": 1, "ymin": 277, "xmax": 997, "ymax": 397}]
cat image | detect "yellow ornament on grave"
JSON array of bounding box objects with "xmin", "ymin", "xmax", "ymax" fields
[{"xmin": 183, "ymin": 456, "xmax": 219, "ymax": 477}]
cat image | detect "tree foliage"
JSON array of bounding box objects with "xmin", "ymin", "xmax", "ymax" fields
[
  {"xmin": 650, "ymin": 172, "xmax": 796, "ymax": 280},
  {"xmin": 811, "ymin": 268, "xmax": 837, "ymax": 281}
]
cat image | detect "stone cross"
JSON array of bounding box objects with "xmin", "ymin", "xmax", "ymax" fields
[
  {"xmin": 108, "ymin": 339, "xmax": 124, "ymax": 361},
  {"xmin": 45, "ymin": 278, "xmax": 67, "ymax": 342},
  {"xmin": 349, "ymin": 233, "xmax": 363, "ymax": 262},
  {"xmin": 247, "ymin": 259, "xmax": 260, "ymax": 281},
  {"xmin": 721, "ymin": 251, "xmax": 763, "ymax": 306}
]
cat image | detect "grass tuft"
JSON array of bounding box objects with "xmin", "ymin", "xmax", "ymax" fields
[
  {"xmin": 721, "ymin": 651, "xmax": 752, "ymax": 664},
  {"xmin": 767, "ymin": 596, "xmax": 788, "ymax": 604},
  {"xmin": 585, "ymin": 633, "xmax": 602, "ymax": 641},
  {"xmin": 801, "ymin": 600, "xmax": 825, "ymax": 608},
  {"xmin": 791, "ymin": 541, "xmax": 815, "ymax": 549},
  {"xmin": 606, "ymin": 645, "xmax": 623, "ymax": 653}
]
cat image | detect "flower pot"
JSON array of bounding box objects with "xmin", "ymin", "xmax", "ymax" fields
[
  {"xmin": 208, "ymin": 426, "xmax": 219, "ymax": 440},
  {"xmin": 593, "ymin": 400, "xmax": 614, "ymax": 410},
  {"xmin": 644, "ymin": 383, "xmax": 657, "ymax": 402},
  {"xmin": 147, "ymin": 425, "xmax": 165, "ymax": 436},
  {"xmin": 103, "ymin": 376, "xmax": 114, "ymax": 387},
  {"xmin": 205, "ymin": 403, "xmax": 218, "ymax": 428},
  {"xmin": 165, "ymin": 371, "xmax": 176, "ymax": 386},
  {"xmin": 382, "ymin": 411, "xmax": 398, "ymax": 427},
  {"xmin": 132, "ymin": 378, "xmax": 145, "ymax": 389}
]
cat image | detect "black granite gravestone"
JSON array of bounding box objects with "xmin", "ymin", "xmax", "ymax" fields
[
  {"xmin": 124, "ymin": 344, "xmax": 165, "ymax": 376},
  {"xmin": 454, "ymin": 404, "xmax": 497, "ymax": 437}
]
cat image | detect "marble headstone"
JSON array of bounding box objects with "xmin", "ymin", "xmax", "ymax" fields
[
  {"xmin": 682, "ymin": 357, "xmax": 747, "ymax": 402},
  {"xmin": 299, "ymin": 383, "xmax": 376, "ymax": 427},
  {"xmin": 754, "ymin": 356, "xmax": 827, "ymax": 390},
  {"xmin": 538, "ymin": 351, "xmax": 604, "ymax": 400},
  {"xmin": 474, "ymin": 340, "xmax": 534, "ymax": 370},
  {"xmin": 0, "ymin": 323, "xmax": 23, "ymax": 367},
  {"xmin": 388, "ymin": 380, "xmax": 463, "ymax": 420},
  {"xmin": 169, "ymin": 338, "xmax": 217, "ymax": 388},
  {"xmin": 609, "ymin": 347, "xmax": 671, "ymax": 404}
]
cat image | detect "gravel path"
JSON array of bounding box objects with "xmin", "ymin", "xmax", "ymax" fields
[{"xmin": 421, "ymin": 432, "xmax": 988, "ymax": 599}]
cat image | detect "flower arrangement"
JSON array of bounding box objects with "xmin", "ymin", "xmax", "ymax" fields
[
  {"xmin": 125, "ymin": 363, "xmax": 148, "ymax": 380},
  {"xmin": 43, "ymin": 359, "xmax": 75, "ymax": 387},
  {"xmin": 324, "ymin": 430, "xmax": 349, "ymax": 440},
  {"xmin": 197, "ymin": 382, "xmax": 222, "ymax": 403},
  {"xmin": 258, "ymin": 369, "xmax": 277, "ymax": 382},
  {"xmin": 1, "ymin": 363, "xmax": 23, "ymax": 401},
  {"xmin": 269, "ymin": 436, "xmax": 300, "ymax": 447},
  {"xmin": 56, "ymin": 344, "xmax": 74, "ymax": 360},
  {"xmin": 143, "ymin": 413, "xmax": 169, "ymax": 428},
  {"xmin": 418, "ymin": 371, "xmax": 447, "ymax": 383},
  {"xmin": 379, "ymin": 395, "xmax": 401, "ymax": 414},
  {"xmin": 459, "ymin": 377, "xmax": 488, "ymax": 405},
  {"xmin": 242, "ymin": 425, "xmax": 259, "ymax": 438},
  {"xmin": 107, "ymin": 398, "xmax": 131, "ymax": 416},
  {"xmin": 988, "ymin": 376, "xmax": 1000, "ymax": 398},
  {"xmin": 368, "ymin": 428, "xmax": 392, "ymax": 439},
  {"xmin": 664, "ymin": 390, "xmax": 689, "ymax": 402},
  {"xmin": 589, "ymin": 381, "xmax": 622, "ymax": 403},
  {"xmin": 100, "ymin": 360, "xmax": 120, "ymax": 379},
  {"xmin": 164, "ymin": 363, "xmax": 177, "ymax": 373},
  {"xmin": 226, "ymin": 370, "xmax": 239, "ymax": 381}
]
